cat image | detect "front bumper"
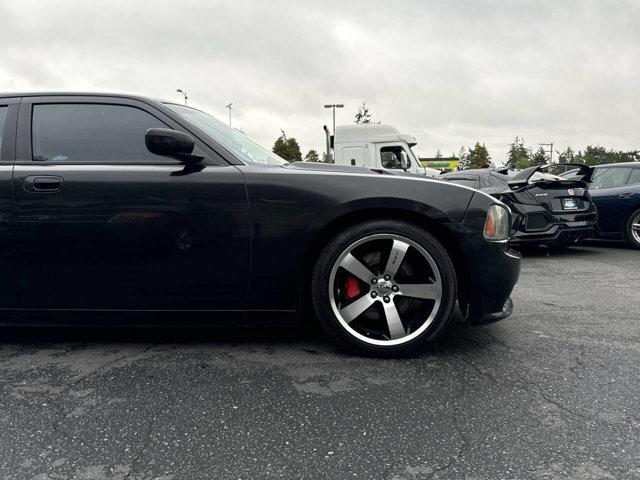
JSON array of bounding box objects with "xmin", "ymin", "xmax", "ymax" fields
[
  {"xmin": 479, "ymin": 297, "xmax": 513, "ymax": 324},
  {"xmin": 456, "ymin": 193, "xmax": 522, "ymax": 324}
]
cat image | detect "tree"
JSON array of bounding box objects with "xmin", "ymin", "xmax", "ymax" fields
[
  {"xmin": 456, "ymin": 146, "xmax": 469, "ymax": 170},
  {"xmin": 321, "ymin": 152, "xmax": 331, "ymax": 163},
  {"xmin": 530, "ymin": 146, "xmax": 548, "ymax": 166},
  {"xmin": 506, "ymin": 136, "xmax": 530, "ymax": 169},
  {"xmin": 304, "ymin": 149, "xmax": 320, "ymax": 162},
  {"xmin": 272, "ymin": 132, "xmax": 302, "ymax": 162},
  {"xmin": 576, "ymin": 146, "xmax": 639, "ymax": 166},
  {"xmin": 558, "ymin": 147, "xmax": 575, "ymax": 164},
  {"xmin": 354, "ymin": 102, "xmax": 372, "ymax": 124},
  {"xmin": 435, "ymin": 149, "xmax": 442, "ymax": 158},
  {"xmin": 272, "ymin": 135, "xmax": 288, "ymax": 160},
  {"xmin": 465, "ymin": 143, "xmax": 493, "ymax": 169}
]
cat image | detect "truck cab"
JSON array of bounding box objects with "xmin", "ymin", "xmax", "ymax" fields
[{"xmin": 329, "ymin": 124, "xmax": 437, "ymax": 176}]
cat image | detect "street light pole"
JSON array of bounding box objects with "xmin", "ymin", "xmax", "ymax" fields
[
  {"xmin": 324, "ymin": 103, "xmax": 344, "ymax": 136},
  {"xmin": 225, "ymin": 102, "xmax": 233, "ymax": 127},
  {"xmin": 176, "ymin": 89, "xmax": 188, "ymax": 105}
]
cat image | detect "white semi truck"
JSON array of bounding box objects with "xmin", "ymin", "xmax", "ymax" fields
[{"xmin": 323, "ymin": 123, "xmax": 439, "ymax": 176}]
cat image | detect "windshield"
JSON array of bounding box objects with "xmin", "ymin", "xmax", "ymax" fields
[{"xmin": 165, "ymin": 103, "xmax": 286, "ymax": 165}]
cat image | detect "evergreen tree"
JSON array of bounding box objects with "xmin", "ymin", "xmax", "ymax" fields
[
  {"xmin": 272, "ymin": 132, "xmax": 302, "ymax": 162},
  {"xmin": 507, "ymin": 136, "xmax": 530, "ymax": 169},
  {"xmin": 465, "ymin": 143, "xmax": 493, "ymax": 169},
  {"xmin": 354, "ymin": 102, "xmax": 372, "ymax": 124},
  {"xmin": 304, "ymin": 149, "xmax": 320, "ymax": 162},
  {"xmin": 558, "ymin": 147, "xmax": 575, "ymax": 164},
  {"xmin": 456, "ymin": 146, "xmax": 469, "ymax": 169},
  {"xmin": 530, "ymin": 147, "xmax": 548, "ymax": 166}
]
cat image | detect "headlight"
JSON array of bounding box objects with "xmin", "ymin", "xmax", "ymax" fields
[{"xmin": 484, "ymin": 204, "xmax": 510, "ymax": 241}]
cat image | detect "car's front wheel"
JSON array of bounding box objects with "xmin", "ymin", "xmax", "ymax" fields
[
  {"xmin": 626, "ymin": 209, "xmax": 640, "ymax": 249},
  {"xmin": 311, "ymin": 220, "xmax": 457, "ymax": 356}
]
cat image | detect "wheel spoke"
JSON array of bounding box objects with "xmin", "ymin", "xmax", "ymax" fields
[
  {"xmin": 632, "ymin": 223, "xmax": 640, "ymax": 230},
  {"xmin": 339, "ymin": 253, "xmax": 375, "ymax": 283},
  {"xmin": 384, "ymin": 239, "xmax": 410, "ymax": 277},
  {"xmin": 339, "ymin": 295, "xmax": 375, "ymax": 323},
  {"xmin": 397, "ymin": 283, "xmax": 441, "ymax": 300},
  {"xmin": 382, "ymin": 301, "xmax": 406, "ymax": 339}
]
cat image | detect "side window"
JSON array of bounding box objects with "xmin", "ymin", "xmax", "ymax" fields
[
  {"xmin": 591, "ymin": 168, "xmax": 632, "ymax": 190},
  {"xmin": 591, "ymin": 167, "xmax": 608, "ymax": 181},
  {"xmin": 32, "ymin": 104, "xmax": 172, "ymax": 163},
  {"xmin": 627, "ymin": 168, "xmax": 640, "ymax": 186},
  {"xmin": 380, "ymin": 145, "xmax": 411, "ymax": 170},
  {"xmin": 0, "ymin": 106, "xmax": 7, "ymax": 153}
]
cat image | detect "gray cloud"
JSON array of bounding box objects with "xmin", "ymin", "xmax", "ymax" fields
[{"xmin": 1, "ymin": 0, "xmax": 639, "ymax": 163}]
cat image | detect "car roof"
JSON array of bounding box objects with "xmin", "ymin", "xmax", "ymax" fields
[
  {"xmin": 0, "ymin": 92, "xmax": 164, "ymax": 104},
  {"xmin": 594, "ymin": 162, "xmax": 640, "ymax": 168}
]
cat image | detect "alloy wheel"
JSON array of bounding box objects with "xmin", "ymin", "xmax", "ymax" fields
[
  {"xmin": 631, "ymin": 213, "xmax": 640, "ymax": 244},
  {"xmin": 328, "ymin": 234, "xmax": 443, "ymax": 346}
]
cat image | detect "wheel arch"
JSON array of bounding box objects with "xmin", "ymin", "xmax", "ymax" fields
[
  {"xmin": 626, "ymin": 206, "xmax": 640, "ymax": 247},
  {"xmin": 300, "ymin": 207, "xmax": 472, "ymax": 321}
]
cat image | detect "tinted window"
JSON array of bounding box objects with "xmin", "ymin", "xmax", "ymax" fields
[
  {"xmin": 380, "ymin": 146, "xmax": 411, "ymax": 170},
  {"xmin": 0, "ymin": 106, "xmax": 7, "ymax": 153},
  {"xmin": 592, "ymin": 167, "xmax": 608, "ymax": 181},
  {"xmin": 32, "ymin": 104, "xmax": 169, "ymax": 163},
  {"xmin": 167, "ymin": 103, "xmax": 285, "ymax": 165},
  {"xmin": 627, "ymin": 168, "xmax": 640, "ymax": 186},
  {"xmin": 591, "ymin": 168, "xmax": 632, "ymax": 190}
]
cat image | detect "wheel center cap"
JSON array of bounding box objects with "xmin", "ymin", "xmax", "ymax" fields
[{"xmin": 376, "ymin": 280, "xmax": 393, "ymax": 294}]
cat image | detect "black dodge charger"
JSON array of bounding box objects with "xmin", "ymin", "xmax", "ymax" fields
[
  {"xmin": 0, "ymin": 93, "xmax": 520, "ymax": 355},
  {"xmin": 440, "ymin": 166, "xmax": 598, "ymax": 249}
]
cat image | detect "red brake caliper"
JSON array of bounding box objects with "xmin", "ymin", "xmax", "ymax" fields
[{"xmin": 344, "ymin": 276, "xmax": 361, "ymax": 300}]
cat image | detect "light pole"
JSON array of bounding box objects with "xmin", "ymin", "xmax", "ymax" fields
[
  {"xmin": 225, "ymin": 102, "xmax": 233, "ymax": 127},
  {"xmin": 324, "ymin": 103, "xmax": 344, "ymax": 136},
  {"xmin": 176, "ymin": 89, "xmax": 188, "ymax": 105}
]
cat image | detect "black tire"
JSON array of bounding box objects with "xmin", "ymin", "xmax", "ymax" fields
[
  {"xmin": 311, "ymin": 220, "xmax": 457, "ymax": 356},
  {"xmin": 625, "ymin": 209, "xmax": 640, "ymax": 249}
]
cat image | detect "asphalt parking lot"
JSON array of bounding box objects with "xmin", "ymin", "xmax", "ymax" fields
[{"xmin": 0, "ymin": 245, "xmax": 638, "ymax": 480}]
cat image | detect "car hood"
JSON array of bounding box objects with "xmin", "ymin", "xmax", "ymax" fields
[{"xmin": 282, "ymin": 161, "xmax": 428, "ymax": 180}]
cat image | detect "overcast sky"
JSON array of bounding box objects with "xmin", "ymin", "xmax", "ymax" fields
[{"xmin": 1, "ymin": 0, "xmax": 639, "ymax": 164}]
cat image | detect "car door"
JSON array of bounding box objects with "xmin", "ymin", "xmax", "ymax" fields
[
  {"xmin": 590, "ymin": 167, "xmax": 633, "ymax": 235},
  {"xmin": 0, "ymin": 98, "xmax": 20, "ymax": 308},
  {"xmin": 13, "ymin": 96, "xmax": 250, "ymax": 312}
]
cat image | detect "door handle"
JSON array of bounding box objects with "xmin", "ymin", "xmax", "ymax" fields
[
  {"xmin": 618, "ymin": 193, "xmax": 634, "ymax": 199},
  {"xmin": 23, "ymin": 175, "xmax": 64, "ymax": 193}
]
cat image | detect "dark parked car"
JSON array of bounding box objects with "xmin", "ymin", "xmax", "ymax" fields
[
  {"xmin": 0, "ymin": 93, "xmax": 520, "ymax": 355},
  {"xmin": 587, "ymin": 162, "xmax": 640, "ymax": 249},
  {"xmin": 440, "ymin": 166, "xmax": 598, "ymax": 249}
]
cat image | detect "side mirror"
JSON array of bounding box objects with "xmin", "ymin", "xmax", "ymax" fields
[{"xmin": 145, "ymin": 128, "xmax": 195, "ymax": 158}]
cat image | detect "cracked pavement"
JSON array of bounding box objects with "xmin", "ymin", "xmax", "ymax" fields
[{"xmin": 0, "ymin": 245, "xmax": 639, "ymax": 479}]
